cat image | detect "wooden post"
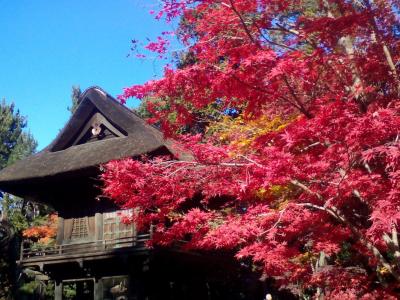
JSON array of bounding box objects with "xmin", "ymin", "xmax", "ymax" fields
[
  {"xmin": 76, "ymin": 281, "xmax": 84, "ymax": 299},
  {"xmin": 95, "ymin": 213, "xmax": 103, "ymax": 241},
  {"xmin": 54, "ymin": 280, "xmax": 63, "ymax": 300},
  {"xmin": 19, "ymin": 240, "xmax": 24, "ymax": 261},
  {"xmin": 94, "ymin": 278, "xmax": 103, "ymax": 300},
  {"xmin": 132, "ymin": 217, "xmax": 137, "ymax": 246},
  {"xmin": 56, "ymin": 217, "xmax": 64, "ymax": 245},
  {"xmin": 150, "ymin": 224, "xmax": 154, "ymax": 239}
]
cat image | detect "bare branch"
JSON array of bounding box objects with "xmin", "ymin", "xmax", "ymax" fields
[
  {"xmin": 260, "ymin": 206, "xmax": 288, "ymax": 236},
  {"xmin": 291, "ymin": 180, "xmax": 324, "ymax": 201},
  {"xmin": 224, "ymin": 0, "xmax": 261, "ymax": 48}
]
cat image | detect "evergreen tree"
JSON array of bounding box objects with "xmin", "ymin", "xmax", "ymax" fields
[
  {"xmin": 0, "ymin": 100, "xmax": 36, "ymax": 170},
  {"xmin": 0, "ymin": 100, "xmax": 37, "ymax": 299},
  {"xmin": 67, "ymin": 85, "xmax": 81, "ymax": 114},
  {"xmin": 0, "ymin": 100, "xmax": 37, "ymax": 220}
]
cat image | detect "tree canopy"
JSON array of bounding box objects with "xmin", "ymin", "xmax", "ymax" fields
[
  {"xmin": 0, "ymin": 100, "xmax": 36, "ymax": 170},
  {"xmin": 103, "ymin": 0, "xmax": 400, "ymax": 298},
  {"xmin": 0, "ymin": 100, "xmax": 37, "ymax": 222},
  {"xmin": 0, "ymin": 100, "xmax": 38, "ymax": 298}
]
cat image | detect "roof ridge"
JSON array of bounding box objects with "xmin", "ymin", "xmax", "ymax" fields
[
  {"xmin": 88, "ymin": 87, "xmax": 166, "ymax": 139},
  {"xmin": 80, "ymin": 86, "xmax": 138, "ymax": 116}
]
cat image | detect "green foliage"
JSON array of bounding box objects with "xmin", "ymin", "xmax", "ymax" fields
[
  {"xmin": 0, "ymin": 220, "xmax": 15, "ymax": 300},
  {"xmin": 173, "ymin": 50, "xmax": 197, "ymax": 69},
  {"xmin": 336, "ymin": 242, "xmax": 353, "ymax": 264},
  {"xmin": 6, "ymin": 133, "xmax": 37, "ymax": 168},
  {"xmin": 0, "ymin": 100, "xmax": 58, "ymax": 299},
  {"xmin": 0, "ymin": 99, "xmax": 38, "ymax": 299},
  {"xmin": 67, "ymin": 85, "xmax": 82, "ymax": 115},
  {"xmin": 19, "ymin": 280, "xmax": 54, "ymax": 298},
  {"xmin": 6, "ymin": 205, "xmax": 29, "ymax": 232},
  {"xmin": 63, "ymin": 283, "xmax": 77, "ymax": 299},
  {"xmin": 135, "ymin": 96, "xmax": 157, "ymax": 120},
  {"xmin": 0, "ymin": 99, "xmax": 37, "ymax": 170}
]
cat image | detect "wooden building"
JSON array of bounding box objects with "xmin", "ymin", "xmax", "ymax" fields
[{"xmin": 0, "ymin": 87, "xmax": 268, "ymax": 300}]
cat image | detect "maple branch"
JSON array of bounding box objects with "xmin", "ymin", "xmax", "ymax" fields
[
  {"xmin": 301, "ymin": 142, "xmax": 321, "ymax": 152},
  {"xmin": 352, "ymin": 189, "xmax": 365, "ymax": 202},
  {"xmin": 230, "ymin": 73, "xmax": 270, "ymax": 95},
  {"xmin": 362, "ymin": 0, "xmax": 400, "ymax": 96},
  {"xmin": 253, "ymin": 22, "xmax": 297, "ymax": 51},
  {"xmin": 324, "ymin": 59, "xmax": 355, "ymax": 95},
  {"xmin": 274, "ymin": 23, "xmax": 320, "ymax": 50},
  {"xmin": 298, "ymin": 202, "xmax": 400, "ymax": 281},
  {"xmin": 260, "ymin": 206, "xmax": 288, "ymax": 236},
  {"xmin": 166, "ymin": 165, "xmax": 193, "ymax": 177},
  {"xmin": 290, "ymin": 180, "xmax": 324, "ymax": 201},
  {"xmin": 155, "ymin": 159, "xmax": 249, "ymax": 169},
  {"xmin": 209, "ymin": 46, "xmax": 316, "ymax": 118},
  {"xmin": 231, "ymin": 63, "xmax": 312, "ymax": 111},
  {"xmin": 338, "ymin": 36, "xmax": 369, "ymax": 110},
  {"xmin": 282, "ymin": 75, "xmax": 313, "ymax": 118},
  {"xmin": 383, "ymin": 226, "xmax": 400, "ymax": 268},
  {"xmin": 224, "ymin": 0, "xmax": 261, "ymax": 48},
  {"xmin": 228, "ymin": 70, "xmax": 311, "ymax": 116},
  {"xmin": 291, "ymin": 167, "xmax": 400, "ymax": 280},
  {"xmin": 322, "ymin": 0, "xmax": 369, "ymax": 111},
  {"xmin": 292, "ymin": 174, "xmax": 400, "ymax": 283},
  {"xmin": 209, "ymin": 62, "xmax": 278, "ymax": 101},
  {"xmin": 238, "ymin": 155, "xmax": 265, "ymax": 169}
]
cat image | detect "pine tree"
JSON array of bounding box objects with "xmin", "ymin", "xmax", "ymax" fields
[
  {"xmin": 67, "ymin": 85, "xmax": 81, "ymax": 115},
  {"xmin": 0, "ymin": 100, "xmax": 37, "ymax": 299},
  {"xmin": 0, "ymin": 100, "xmax": 36, "ymax": 170}
]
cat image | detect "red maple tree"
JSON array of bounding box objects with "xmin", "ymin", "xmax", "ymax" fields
[
  {"xmin": 23, "ymin": 214, "xmax": 58, "ymax": 245},
  {"xmin": 103, "ymin": 0, "xmax": 400, "ymax": 298}
]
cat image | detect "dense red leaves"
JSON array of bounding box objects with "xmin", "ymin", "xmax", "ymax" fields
[{"xmin": 104, "ymin": 0, "xmax": 400, "ymax": 298}]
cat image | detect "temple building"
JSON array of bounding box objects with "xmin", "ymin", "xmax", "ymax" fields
[{"xmin": 0, "ymin": 87, "xmax": 267, "ymax": 300}]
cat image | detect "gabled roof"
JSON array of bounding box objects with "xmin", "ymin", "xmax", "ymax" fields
[{"xmin": 0, "ymin": 87, "xmax": 185, "ymax": 195}]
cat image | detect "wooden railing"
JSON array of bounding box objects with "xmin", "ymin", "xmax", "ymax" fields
[{"xmin": 20, "ymin": 233, "xmax": 151, "ymax": 262}]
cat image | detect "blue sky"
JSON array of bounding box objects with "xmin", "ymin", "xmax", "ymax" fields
[{"xmin": 0, "ymin": 0, "xmax": 175, "ymax": 149}]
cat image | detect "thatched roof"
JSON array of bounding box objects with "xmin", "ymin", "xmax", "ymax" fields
[{"xmin": 0, "ymin": 87, "xmax": 186, "ymax": 198}]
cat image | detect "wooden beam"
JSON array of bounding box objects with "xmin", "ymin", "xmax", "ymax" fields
[
  {"xmin": 71, "ymin": 112, "xmax": 125, "ymax": 146},
  {"xmin": 54, "ymin": 280, "xmax": 63, "ymax": 300}
]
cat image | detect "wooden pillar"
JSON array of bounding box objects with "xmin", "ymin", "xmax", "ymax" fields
[
  {"xmin": 95, "ymin": 213, "xmax": 103, "ymax": 241},
  {"xmin": 76, "ymin": 281, "xmax": 84, "ymax": 299},
  {"xmin": 56, "ymin": 217, "xmax": 64, "ymax": 244},
  {"xmin": 54, "ymin": 281, "xmax": 63, "ymax": 300},
  {"xmin": 94, "ymin": 278, "xmax": 103, "ymax": 300}
]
